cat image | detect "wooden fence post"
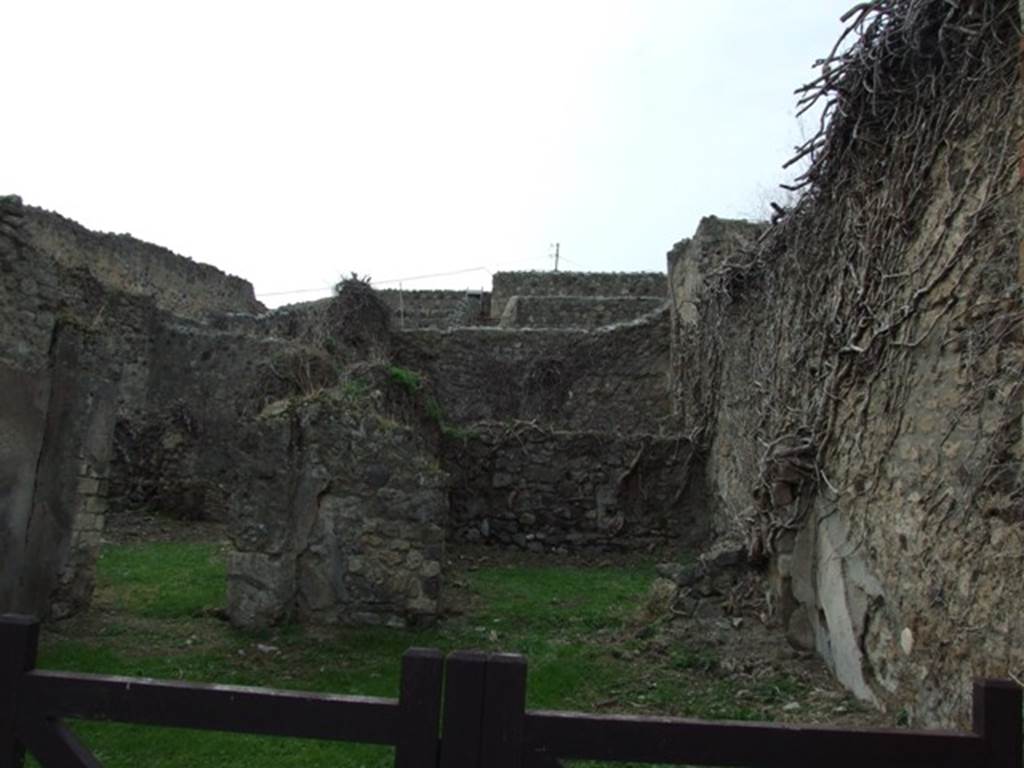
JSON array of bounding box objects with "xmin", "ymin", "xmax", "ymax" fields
[
  {"xmin": 0, "ymin": 615, "xmax": 40, "ymax": 768},
  {"xmin": 439, "ymin": 651, "xmax": 488, "ymax": 768},
  {"xmin": 395, "ymin": 648, "xmax": 444, "ymax": 768},
  {"xmin": 972, "ymin": 679, "xmax": 1023, "ymax": 768},
  {"xmin": 479, "ymin": 654, "xmax": 527, "ymax": 768}
]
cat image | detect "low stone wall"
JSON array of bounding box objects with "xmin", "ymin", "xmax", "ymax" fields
[
  {"xmin": 393, "ymin": 308, "xmax": 672, "ymax": 433},
  {"xmin": 444, "ymin": 426, "xmax": 705, "ymax": 552},
  {"xmin": 377, "ymin": 289, "xmax": 491, "ymax": 329},
  {"xmin": 21, "ymin": 204, "xmax": 264, "ymax": 319},
  {"xmin": 499, "ymin": 295, "xmax": 666, "ymax": 329},
  {"xmin": 226, "ymin": 389, "xmax": 447, "ymax": 629},
  {"xmin": 491, "ymin": 271, "xmax": 666, "ymax": 320}
]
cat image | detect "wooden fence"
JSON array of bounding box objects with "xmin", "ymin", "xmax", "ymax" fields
[{"xmin": 2, "ymin": 614, "xmax": 1021, "ymax": 768}]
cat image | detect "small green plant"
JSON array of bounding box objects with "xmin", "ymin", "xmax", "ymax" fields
[
  {"xmin": 340, "ymin": 377, "xmax": 369, "ymax": 400},
  {"xmin": 387, "ymin": 366, "xmax": 422, "ymax": 392},
  {"xmin": 386, "ymin": 367, "xmax": 447, "ymax": 426},
  {"xmin": 440, "ymin": 423, "xmax": 477, "ymax": 442},
  {"xmin": 425, "ymin": 397, "xmax": 444, "ymax": 425}
]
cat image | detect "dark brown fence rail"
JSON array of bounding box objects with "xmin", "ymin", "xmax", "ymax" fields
[{"xmin": 2, "ymin": 614, "xmax": 1021, "ymax": 768}]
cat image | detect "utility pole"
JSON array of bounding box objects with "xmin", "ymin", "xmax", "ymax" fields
[{"xmin": 551, "ymin": 242, "xmax": 560, "ymax": 272}]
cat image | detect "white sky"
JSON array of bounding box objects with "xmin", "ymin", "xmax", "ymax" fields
[{"xmin": 2, "ymin": 1, "xmax": 850, "ymax": 308}]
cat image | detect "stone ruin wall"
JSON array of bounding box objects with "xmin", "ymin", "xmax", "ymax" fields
[
  {"xmin": 490, "ymin": 270, "xmax": 665, "ymax": 321},
  {"xmin": 269, "ymin": 276, "xmax": 665, "ymax": 335},
  {"xmin": 389, "ymin": 297, "xmax": 706, "ymax": 555},
  {"xmin": 0, "ymin": 198, "xmax": 409, "ymax": 624},
  {"xmin": 392, "ymin": 312, "xmax": 672, "ymax": 433},
  {"xmin": 107, "ymin": 316, "xmax": 325, "ymax": 523},
  {"xmin": 5, "ymin": 0, "xmax": 1020, "ymax": 727},
  {"xmin": 498, "ymin": 295, "xmax": 666, "ymax": 329},
  {"xmin": 376, "ymin": 288, "xmax": 492, "ymax": 329},
  {"xmin": 1, "ymin": 197, "xmax": 140, "ymax": 620},
  {"xmin": 667, "ymin": 1, "xmax": 1022, "ymax": 727},
  {"xmin": 227, "ymin": 384, "xmax": 448, "ymax": 629},
  {"xmin": 0, "ymin": 196, "xmax": 270, "ymax": 620},
  {"xmin": 21, "ymin": 206, "xmax": 264, "ymax": 320},
  {"xmin": 2, "ymin": 200, "xmax": 687, "ymax": 629},
  {"xmin": 444, "ymin": 426, "xmax": 705, "ymax": 552}
]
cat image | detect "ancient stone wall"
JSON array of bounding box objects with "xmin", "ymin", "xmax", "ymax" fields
[
  {"xmin": 444, "ymin": 426, "xmax": 704, "ymax": 552},
  {"xmin": 491, "ymin": 270, "xmax": 666, "ymax": 320},
  {"xmin": 1, "ymin": 193, "xmax": 348, "ymax": 618},
  {"xmin": 3, "ymin": 185, "xmax": 693, "ymax": 626},
  {"xmin": 669, "ymin": 2, "xmax": 1022, "ymax": 727},
  {"xmin": 107, "ymin": 279, "xmax": 398, "ymax": 525},
  {"xmin": 393, "ymin": 308, "xmax": 673, "ymax": 433},
  {"xmin": 227, "ymin": 385, "xmax": 447, "ymax": 629},
  {"xmin": 499, "ymin": 295, "xmax": 666, "ymax": 329},
  {"xmin": 21, "ymin": 206, "xmax": 264, "ymax": 319},
  {"xmin": 377, "ymin": 289, "xmax": 491, "ymax": 329},
  {"xmin": 0, "ymin": 196, "xmax": 131, "ymax": 618},
  {"xmin": 106, "ymin": 320, "xmax": 322, "ymax": 522}
]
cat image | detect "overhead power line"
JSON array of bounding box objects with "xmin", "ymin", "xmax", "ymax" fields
[
  {"xmin": 255, "ymin": 254, "xmax": 553, "ymax": 299},
  {"xmin": 369, "ymin": 266, "xmax": 491, "ymax": 287},
  {"xmin": 257, "ymin": 285, "xmax": 335, "ymax": 298}
]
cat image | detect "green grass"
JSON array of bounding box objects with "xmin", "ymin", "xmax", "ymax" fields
[
  {"xmin": 33, "ymin": 539, "xmax": 810, "ymax": 767},
  {"xmin": 97, "ymin": 541, "xmax": 225, "ymax": 618},
  {"xmin": 387, "ymin": 365, "xmax": 422, "ymax": 392}
]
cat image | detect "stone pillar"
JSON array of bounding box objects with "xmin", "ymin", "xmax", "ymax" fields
[
  {"xmin": 0, "ymin": 196, "xmax": 117, "ymax": 619},
  {"xmin": 227, "ymin": 390, "xmax": 448, "ymax": 629},
  {"xmin": 16, "ymin": 324, "xmax": 117, "ymax": 619}
]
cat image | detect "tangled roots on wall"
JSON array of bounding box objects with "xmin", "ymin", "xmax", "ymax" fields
[{"xmin": 691, "ymin": 0, "xmax": 1022, "ymax": 556}]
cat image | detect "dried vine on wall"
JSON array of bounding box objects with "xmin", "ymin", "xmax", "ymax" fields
[{"xmin": 686, "ymin": 0, "xmax": 1022, "ymax": 557}]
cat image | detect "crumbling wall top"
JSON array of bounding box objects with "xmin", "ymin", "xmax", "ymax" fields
[{"xmin": 21, "ymin": 203, "xmax": 265, "ymax": 320}]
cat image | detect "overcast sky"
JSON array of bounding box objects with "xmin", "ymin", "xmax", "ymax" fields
[{"xmin": 3, "ymin": 1, "xmax": 851, "ymax": 307}]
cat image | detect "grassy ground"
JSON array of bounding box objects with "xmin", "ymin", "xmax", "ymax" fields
[{"xmin": 34, "ymin": 535, "xmax": 875, "ymax": 767}]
